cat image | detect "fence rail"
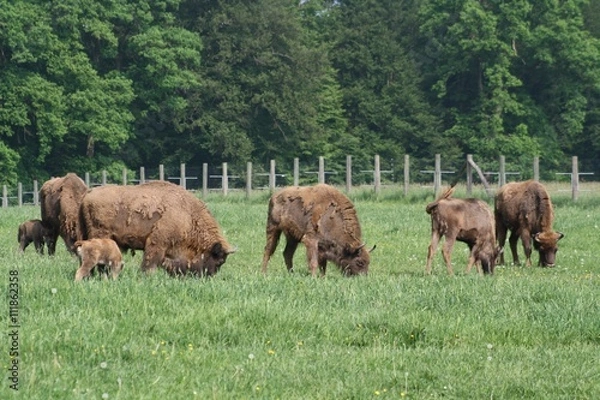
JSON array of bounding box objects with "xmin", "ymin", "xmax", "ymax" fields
[{"xmin": 2, "ymin": 154, "xmax": 596, "ymax": 208}]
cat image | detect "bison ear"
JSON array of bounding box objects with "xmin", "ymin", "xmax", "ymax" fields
[{"xmin": 533, "ymin": 232, "xmax": 541, "ymax": 243}]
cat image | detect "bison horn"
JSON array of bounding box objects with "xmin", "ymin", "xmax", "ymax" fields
[
  {"xmin": 227, "ymin": 246, "xmax": 238, "ymax": 254},
  {"xmin": 557, "ymin": 231, "xmax": 564, "ymax": 240},
  {"xmin": 369, "ymin": 245, "xmax": 377, "ymax": 253}
]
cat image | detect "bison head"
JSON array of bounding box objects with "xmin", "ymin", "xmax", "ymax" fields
[
  {"xmin": 187, "ymin": 242, "xmax": 235, "ymax": 277},
  {"xmin": 340, "ymin": 244, "xmax": 374, "ymax": 276},
  {"xmin": 533, "ymin": 231, "xmax": 564, "ymax": 267}
]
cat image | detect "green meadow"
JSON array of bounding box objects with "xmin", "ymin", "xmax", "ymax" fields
[{"xmin": 1, "ymin": 186, "xmax": 599, "ymax": 399}]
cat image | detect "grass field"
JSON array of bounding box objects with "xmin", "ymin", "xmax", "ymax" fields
[{"xmin": 1, "ymin": 185, "xmax": 599, "ymax": 399}]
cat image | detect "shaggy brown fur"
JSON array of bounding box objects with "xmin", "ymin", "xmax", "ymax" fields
[
  {"xmin": 18, "ymin": 219, "xmax": 51, "ymax": 254},
  {"xmin": 74, "ymin": 239, "xmax": 123, "ymax": 281},
  {"xmin": 79, "ymin": 181, "xmax": 234, "ymax": 277},
  {"xmin": 40, "ymin": 173, "xmax": 88, "ymax": 255},
  {"xmin": 425, "ymin": 187, "xmax": 498, "ymax": 275},
  {"xmin": 262, "ymin": 184, "xmax": 371, "ymax": 276},
  {"xmin": 494, "ymin": 180, "xmax": 564, "ymax": 267}
]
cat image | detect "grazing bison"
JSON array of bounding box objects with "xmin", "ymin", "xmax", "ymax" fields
[
  {"xmin": 425, "ymin": 187, "xmax": 498, "ymax": 275},
  {"xmin": 40, "ymin": 173, "xmax": 88, "ymax": 255},
  {"xmin": 262, "ymin": 184, "xmax": 372, "ymax": 276},
  {"xmin": 79, "ymin": 181, "xmax": 234, "ymax": 277},
  {"xmin": 18, "ymin": 219, "xmax": 52, "ymax": 254},
  {"xmin": 74, "ymin": 239, "xmax": 123, "ymax": 281},
  {"xmin": 494, "ymin": 180, "xmax": 564, "ymax": 267}
]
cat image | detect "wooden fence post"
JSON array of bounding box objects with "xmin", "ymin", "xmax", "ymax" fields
[
  {"xmin": 293, "ymin": 158, "xmax": 299, "ymax": 186},
  {"xmin": 102, "ymin": 170, "xmax": 107, "ymax": 185},
  {"xmin": 122, "ymin": 168, "xmax": 128, "ymax": 185},
  {"xmin": 159, "ymin": 164, "xmax": 164, "ymax": 181},
  {"xmin": 403, "ymin": 154, "xmax": 410, "ymax": 196},
  {"xmin": 246, "ymin": 162, "xmax": 252, "ymax": 198},
  {"xmin": 434, "ymin": 154, "xmax": 441, "ymax": 196},
  {"xmin": 180, "ymin": 163, "xmax": 186, "ymax": 189},
  {"xmin": 374, "ymin": 154, "xmax": 381, "ymax": 194},
  {"xmin": 269, "ymin": 160, "xmax": 276, "ymax": 192},
  {"xmin": 466, "ymin": 154, "xmax": 473, "ymax": 195},
  {"xmin": 533, "ymin": 156, "xmax": 539, "ymax": 182},
  {"xmin": 140, "ymin": 167, "xmax": 145, "ymax": 184},
  {"xmin": 318, "ymin": 156, "xmax": 325, "ymax": 184},
  {"xmin": 33, "ymin": 180, "xmax": 39, "ymax": 205},
  {"xmin": 2, "ymin": 185, "xmax": 7, "ymax": 208},
  {"xmin": 85, "ymin": 172, "xmax": 90, "ymax": 187},
  {"xmin": 222, "ymin": 162, "xmax": 228, "ymax": 196},
  {"xmin": 499, "ymin": 155, "xmax": 506, "ymax": 187},
  {"xmin": 572, "ymin": 156, "xmax": 579, "ymax": 201},
  {"xmin": 18, "ymin": 182, "xmax": 22, "ymax": 206},
  {"xmin": 202, "ymin": 163, "xmax": 208, "ymax": 197},
  {"xmin": 346, "ymin": 155, "xmax": 352, "ymax": 193}
]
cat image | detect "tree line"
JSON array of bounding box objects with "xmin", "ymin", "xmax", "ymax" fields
[{"xmin": 1, "ymin": 0, "xmax": 600, "ymax": 185}]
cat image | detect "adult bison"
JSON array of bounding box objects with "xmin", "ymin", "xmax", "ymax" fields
[
  {"xmin": 494, "ymin": 180, "xmax": 564, "ymax": 267},
  {"xmin": 40, "ymin": 173, "xmax": 88, "ymax": 255},
  {"xmin": 261, "ymin": 184, "xmax": 373, "ymax": 277},
  {"xmin": 425, "ymin": 186, "xmax": 498, "ymax": 275},
  {"xmin": 78, "ymin": 180, "xmax": 234, "ymax": 277}
]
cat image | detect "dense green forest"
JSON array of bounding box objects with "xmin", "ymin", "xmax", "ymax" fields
[{"xmin": 1, "ymin": 0, "xmax": 599, "ymax": 185}]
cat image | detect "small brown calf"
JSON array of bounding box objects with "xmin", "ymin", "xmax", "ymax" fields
[
  {"xmin": 18, "ymin": 219, "xmax": 52, "ymax": 254},
  {"xmin": 74, "ymin": 239, "xmax": 124, "ymax": 281},
  {"xmin": 425, "ymin": 187, "xmax": 499, "ymax": 275}
]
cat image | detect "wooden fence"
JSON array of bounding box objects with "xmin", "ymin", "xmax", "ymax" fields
[{"xmin": 1, "ymin": 154, "xmax": 595, "ymax": 208}]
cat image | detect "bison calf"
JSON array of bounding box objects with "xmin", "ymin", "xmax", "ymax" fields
[
  {"xmin": 74, "ymin": 239, "xmax": 123, "ymax": 281},
  {"xmin": 425, "ymin": 187, "xmax": 498, "ymax": 275},
  {"xmin": 262, "ymin": 184, "xmax": 372, "ymax": 277},
  {"xmin": 18, "ymin": 219, "xmax": 52, "ymax": 254}
]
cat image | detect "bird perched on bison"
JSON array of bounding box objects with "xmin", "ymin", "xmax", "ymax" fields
[
  {"xmin": 262, "ymin": 184, "xmax": 373, "ymax": 277},
  {"xmin": 18, "ymin": 219, "xmax": 52, "ymax": 254},
  {"xmin": 78, "ymin": 180, "xmax": 234, "ymax": 277},
  {"xmin": 40, "ymin": 173, "xmax": 88, "ymax": 255},
  {"xmin": 74, "ymin": 238, "xmax": 123, "ymax": 281}
]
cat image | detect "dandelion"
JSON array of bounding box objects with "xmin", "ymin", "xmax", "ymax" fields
[
  {"xmin": 100, "ymin": 362, "xmax": 108, "ymax": 369},
  {"xmin": 151, "ymin": 350, "xmax": 157, "ymax": 356},
  {"xmin": 400, "ymin": 392, "xmax": 406, "ymax": 397},
  {"xmin": 160, "ymin": 341, "xmax": 166, "ymax": 346},
  {"xmin": 102, "ymin": 393, "xmax": 109, "ymax": 400},
  {"xmin": 51, "ymin": 288, "xmax": 57, "ymax": 295},
  {"xmin": 248, "ymin": 353, "xmax": 255, "ymax": 360},
  {"xmin": 486, "ymin": 343, "xmax": 493, "ymax": 350},
  {"xmin": 374, "ymin": 390, "xmax": 381, "ymax": 395},
  {"xmin": 268, "ymin": 349, "xmax": 275, "ymax": 355}
]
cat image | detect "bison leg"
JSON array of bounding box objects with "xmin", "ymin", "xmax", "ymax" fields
[
  {"xmin": 18, "ymin": 238, "xmax": 31, "ymax": 254},
  {"xmin": 425, "ymin": 231, "xmax": 441, "ymax": 275},
  {"xmin": 441, "ymin": 236, "xmax": 456, "ymax": 275},
  {"xmin": 109, "ymin": 260, "xmax": 124, "ymax": 280},
  {"xmin": 75, "ymin": 260, "xmax": 97, "ymax": 281},
  {"xmin": 47, "ymin": 232, "xmax": 59, "ymax": 256},
  {"xmin": 141, "ymin": 242, "xmax": 166, "ymax": 274},
  {"xmin": 508, "ymin": 231, "xmax": 521, "ymax": 265},
  {"xmin": 34, "ymin": 239, "xmax": 44, "ymax": 255},
  {"xmin": 496, "ymin": 221, "xmax": 507, "ymax": 265},
  {"xmin": 318, "ymin": 257, "xmax": 327, "ymax": 276},
  {"xmin": 520, "ymin": 231, "xmax": 533, "ymax": 267},
  {"xmin": 283, "ymin": 234, "xmax": 299, "ymax": 273},
  {"xmin": 302, "ymin": 236, "xmax": 320, "ymax": 276},
  {"xmin": 262, "ymin": 228, "xmax": 282, "ymax": 274}
]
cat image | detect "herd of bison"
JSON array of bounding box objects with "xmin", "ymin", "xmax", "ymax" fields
[{"xmin": 16, "ymin": 173, "xmax": 564, "ymax": 280}]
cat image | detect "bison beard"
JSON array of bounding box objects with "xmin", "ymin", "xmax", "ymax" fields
[
  {"xmin": 425, "ymin": 187, "xmax": 499, "ymax": 275},
  {"xmin": 261, "ymin": 184, "xmax": 371, "ymax": 276},
  {"xmin": 494, "ymin": 180, "xmax": 564, "ymax": 267},
  {"xmin": 79, "ymin": 181, "xmax": 234, "ymax": 277}
]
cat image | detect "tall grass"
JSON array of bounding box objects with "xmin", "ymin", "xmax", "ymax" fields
[{"xmin": 1, "ymin": 188, "xmax": 599, "ymax": 399}]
